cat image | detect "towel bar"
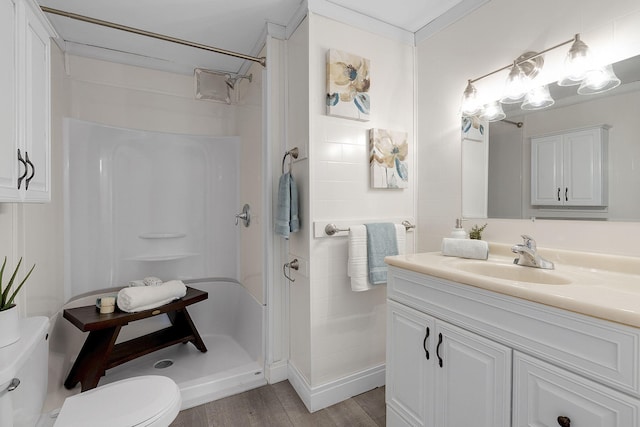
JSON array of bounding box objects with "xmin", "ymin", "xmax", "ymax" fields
[{"xmin": 324, "ymin": 220, "xmax": 416, "ymax": 236}]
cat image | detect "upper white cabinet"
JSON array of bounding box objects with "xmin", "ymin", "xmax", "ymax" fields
[
  {"xmin": 531, "ymin": 126, "xmax": 608, "ymax": 207},
  {"xmin": 0, "ymin": 0, "xmax": 55, "ymax": 202}
]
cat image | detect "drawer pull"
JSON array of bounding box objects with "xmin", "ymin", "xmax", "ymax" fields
[
  {"xmin": 423, "ymin": 327, "xmax": 430, "ymax": 360},
  {"xmin": 557, "ymin": 416, "xmax": 570, "ymax": 427},
  {"xmin": 151, "ymin": 310, "xmax": 161, "ymax": 315},
  {"xmin": 436, "ymin": 333, "xmax": 443, "ymax": 367}
]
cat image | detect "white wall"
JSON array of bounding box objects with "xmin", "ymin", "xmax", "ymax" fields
[
  {"xmin": 15, "ymin": 49, "xmax": 265, "ymax": 317},
  {"xmin": 237, "ymin": 55, "xmax": 266, "ymax": 304},
  {"xmin": 417, "ymin": 0, "xmax": 640, "ymax": 256},
  {"xmin": 286, "ymin": 16, "xmax": 312, "ymax": 384},
  {"xmin": 303, "ymin": 13, "xmax": 415, "ymax": 388}
]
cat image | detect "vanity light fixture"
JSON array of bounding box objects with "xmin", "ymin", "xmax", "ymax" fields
[
  {"xmin": 558, "ymin": 34, "xmax": 593, "ymax": 86},
  {"xmin": 461, "ymin": 33, "xmax": 621, "ymax": 121},
  {"xmin": 500, "ymin": 61, "xmax": 529, "ymax": 104},
  {"xmin": 577, "ymin": 64, "xmax": 621, "ymax": 95},
  {"xmin": 521, "ymin": 84, "xmax": 555, "ymax": 110},
  {"xmin": 479, "ymin": 100, "xmax": 506, "ymax": 121},
  {"xmin": 461, "ymin": 80, "xmax": 481, "ymax": 116}
]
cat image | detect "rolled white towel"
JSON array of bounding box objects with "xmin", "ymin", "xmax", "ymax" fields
[
  {"xmin": 117, "ymin": 280, "xmax": 187, "ymax": 313},
  {"xmin": 128, "ymin": 280, "xmax": 145, "ymax": 287},
  {"xmin": 441, "ymin": 238, "xmax": 489, "ymax": 260},
  {"xmin": 143, "ymin": 276, "xmax": 163, "ymax": 286}
]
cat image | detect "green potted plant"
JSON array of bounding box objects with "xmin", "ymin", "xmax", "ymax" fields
[
  {"xmin": 0, "ymin": 256, "xmax": 35, "ymax": 348},
  {"xmin": 469, "ymin": 223, "xmax": 487, "ymax": 240}
]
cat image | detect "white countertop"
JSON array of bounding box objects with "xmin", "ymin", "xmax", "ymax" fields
[{"xmin": 385, "ymin": 243, "xmax": 640, "ymax": 328}]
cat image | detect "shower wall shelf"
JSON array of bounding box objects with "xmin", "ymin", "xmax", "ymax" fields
[
  {"xmin": 138, "ymin": 233, "xmax": 186, "ymax": 239},
  {"xmin": 126, "ymin": 253, "xmax": 198, "ymax": 262}
]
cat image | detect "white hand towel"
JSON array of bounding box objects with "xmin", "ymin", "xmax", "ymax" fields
[
  {"xmin": 348, "ymin": 225, "xmax": 370, "ymax": 292},
  {"xmin": 128, "ymin": 280, "xmax": 145, "ymax": 287},
  {"xmin": 117, "ymin": 280, "xmax": 187, "ymax": 313},
  {"xmin": 441, "ymin": 238, "xmax": 489, "ymax": 260},
  {"xmin": 143, "ymin": 276, "xmax": 163, "ymax": 286},
  {"xmin": 395, "ymin": 224, "xmax": 406, "ymax": 257},
  {"xmin": 348, "ymin": 223, "xmax": 407, "ymax": 292}
]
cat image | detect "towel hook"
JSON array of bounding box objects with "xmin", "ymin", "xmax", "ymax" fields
[
  {"xmin": 283, "ymin": 258, "xmax": 299, "ymax": 282},
  {"xmin": 282, "ymin": 147, "xmax": 299, "ymax": 174}
]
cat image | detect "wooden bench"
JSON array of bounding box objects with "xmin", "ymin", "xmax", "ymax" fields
[{"xmin": 63, "ymin": 286, "xmax": 208, "ymax": 391}]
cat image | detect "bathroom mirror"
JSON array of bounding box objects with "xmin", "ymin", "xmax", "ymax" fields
[{"xmin": 462, "ymin": 54, "xmax": 640, "ymax": 221}]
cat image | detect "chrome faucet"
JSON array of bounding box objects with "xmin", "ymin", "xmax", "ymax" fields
[{"xmin": 512, "ymin": 235, "xmax": 554, "ymax": 270}]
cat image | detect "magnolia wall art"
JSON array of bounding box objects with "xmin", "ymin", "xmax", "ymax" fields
[
  {"xmin": 326, "ymin": 49, "xmax": 370, "ymax": 121},
  {"xmin": 461, "ymin": 116, "xmax": 486, "ymax": 142},
  {"xmin": 369, "ymin": 128, "xmax": 408, "ymax": 189}
]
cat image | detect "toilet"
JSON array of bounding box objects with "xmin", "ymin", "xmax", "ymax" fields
[{"xmin": 0, "ymin": 316, "xmax": 181, "ymax": 427}]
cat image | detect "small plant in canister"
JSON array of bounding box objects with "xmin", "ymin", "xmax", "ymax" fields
[{"xmin": 469, "ymin": 223, "xmax": 487, "ymax": 240}]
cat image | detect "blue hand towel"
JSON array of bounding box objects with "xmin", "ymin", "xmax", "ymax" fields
[
  {"xmin": 275, "ymin": 172, "xmax": 300, "ymax": 238},
  {"xmin": 365, "ymin": 223, "xmax": 399, "ymax": 285},
  {"xmin": 289, "ymin": 174, "xmax": 300, "ymax": 233}
]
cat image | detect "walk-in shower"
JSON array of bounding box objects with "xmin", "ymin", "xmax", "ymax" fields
[{"xmin": 49, "ymin": 119, "xmax": 265, "ymax": 411}]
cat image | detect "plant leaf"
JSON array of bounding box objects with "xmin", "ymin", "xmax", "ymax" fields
[
  {"xmin": 5, "ymin": 263, "xmax": 35, "ymax": 308},
  {"xmin": 0, "ymin": 256, "xmax": 6, "ymax": 306},
  {"xmin": 1, "ymin": 257, "xmax": 21, "ymax": 305}
]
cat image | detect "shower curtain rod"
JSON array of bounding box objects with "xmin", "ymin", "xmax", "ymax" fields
[{"xmin": 40, "ymin": 6, "xmax": 267, "ymax": 68}]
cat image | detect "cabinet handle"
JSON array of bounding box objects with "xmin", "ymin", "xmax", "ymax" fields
[
  {"xmin": 25, "ymin": 151, "xmax": 35, "ymax": 191},
  {"xmin": 565, "ymin": 187, "xmax": 568, "ymax": 202},
  {"xmin": 423, "ymin": 327, "xmax": 430, "ymax": 360},
  {"xmin": 17, "ymin": 149, "xmax": 28, "ymax": 189},
  {"xmin": 557, "ymin": 187, "xmax": 560, "ymax": 201},
  {"xmin": 436, "ymin": 333, "xmax": 443, "ymax": 367},
  {"xmin": 557, "ymin": 416, "xmax": 571, "ymax": 427}
]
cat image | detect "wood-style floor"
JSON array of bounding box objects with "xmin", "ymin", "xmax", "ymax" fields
[{"xmin": 170, "ymin": 381, "xmax": 386, "ymax": 426}]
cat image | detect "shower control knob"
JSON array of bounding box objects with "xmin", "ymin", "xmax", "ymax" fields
[{"xmin": 7, "ymin": 378, "xmax": 20, "ymax": 392}]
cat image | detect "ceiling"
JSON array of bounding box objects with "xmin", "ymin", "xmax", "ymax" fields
[{"xmin": 37, "ymin": 0, "xmax": 475, "ymax": 76}]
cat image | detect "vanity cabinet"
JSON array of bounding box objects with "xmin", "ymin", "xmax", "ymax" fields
[
  {"xmin": 531, "ymin": 126, "xmax": 608, "ymax": 207},
  {"xmin": 0, "ymin": 0, "xmax": 55, "ymax": 202},
  {"xmin": 386, "ymin": 300, "xmax": 511, "ymax": 427},
  {"xmin": 386, "ymin": 266, "xmax": 640, "ymax": 427},
  {"xmin": 513, "ymin": 351, "xmax": 639, "ymax": 426}
]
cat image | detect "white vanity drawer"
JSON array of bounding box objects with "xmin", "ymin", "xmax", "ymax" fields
[
  {"xmin": 513, "ymin": 351, "xmax": 640, "ymax": 427},
  {"xmin": 387, "ymin": 267, "xmax": 640, "ymax": 397}
]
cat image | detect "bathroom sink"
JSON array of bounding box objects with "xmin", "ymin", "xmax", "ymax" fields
[{"xmin": 453, "ymin": 261, "xmax": 573, "ymax": 285}]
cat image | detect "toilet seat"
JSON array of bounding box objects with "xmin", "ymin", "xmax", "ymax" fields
[{"xmin": 54, "ymin": 375, "xmax": 181, "ymax": 427}]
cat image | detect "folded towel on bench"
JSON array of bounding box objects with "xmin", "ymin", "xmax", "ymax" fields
[{"xmin": 117, "ymin": 280, "xmax": 187, "ymax": 313}]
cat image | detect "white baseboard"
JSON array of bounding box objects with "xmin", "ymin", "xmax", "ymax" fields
[
  {"xmin": 265, "ymin": 359, "xmax": 289, "ymax": 384},
  {"xmin": 287, "ymin": 362, "xmax": 385, "ymax": 412}
]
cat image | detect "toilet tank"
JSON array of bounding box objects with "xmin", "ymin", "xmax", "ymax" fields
[{"xmin": 0, "ymin": 317, "xmax": 49, "ymax": 427}]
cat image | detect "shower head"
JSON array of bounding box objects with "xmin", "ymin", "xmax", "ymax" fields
[
  {"xmin": 224, "ymin": 73, "xmax": 253, "ymax": 90},
  {"xmin": 194, "ymin": 68, "xmax": 253, "ymax": 103}
]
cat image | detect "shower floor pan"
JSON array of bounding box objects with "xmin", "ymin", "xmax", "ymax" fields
[{"xmin": 97, "ymin": 333, "xmax": 265, "ymax": 409}]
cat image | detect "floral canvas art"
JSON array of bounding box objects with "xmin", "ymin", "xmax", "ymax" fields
[
  {"xmin": 369, "ymin": 128, "xmax": 408, "ymax": 189},
  {"xmin": 326, "ymin": 49, "xmax": 370, "ymax": 121},
  {"xmin": 461, "ymin": 115, "xmax": 486, "ymax": 142}
]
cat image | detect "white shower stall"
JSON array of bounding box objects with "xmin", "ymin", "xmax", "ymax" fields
[{"xmin": 51, "ymin": 118, "xmax": 265, "ymax": 410}]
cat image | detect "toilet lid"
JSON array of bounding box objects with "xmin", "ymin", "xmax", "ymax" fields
[{"xmin": 55, "ymin": 375, "xmax": 181, "ymax": 427}]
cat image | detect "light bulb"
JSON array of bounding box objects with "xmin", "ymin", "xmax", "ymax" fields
[
  {"xmin": 461, "ymin": 80, "xmax": 481, "ymax": 116},
  {"xmin": 500, "ymin": 62, "xmax": 530, "ymax": 104},
  {"xmin": 522, "ymin": 85, "xmax": 554, "ymax": 110},
  {"xmin": 577, "ymin": 64, "xmax": 621, "ymax": 95},
  {"xmin": 480, "ymin": 101, "xmax": 506, "ymax": 122},
  {"xmin": 559, "ymin": 34, "xmax": 594, "ymax": 86}
]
